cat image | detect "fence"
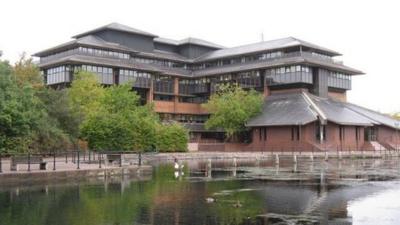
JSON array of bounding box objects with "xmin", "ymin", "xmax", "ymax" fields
[{"xmin": 0, "ymin": 150, "xmax": 146, "ymax": 173}]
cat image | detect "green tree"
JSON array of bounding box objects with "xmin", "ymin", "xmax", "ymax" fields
[
  {"xmin": 202, "ymin": 84, "xmax": 264, "ymax": 140},
  {"xmin": 13, "ymin": 53, "xmax": 43, "ymax": 88},
  {"xmin": 68, "ymin": 71, "xmax": 105, "ymax": 122},
  {"xmin": 0, "ymin": 65, "xmax": 43, "ymax": 153},
  {"xmin": 81, "ymin": 84, "xmax": 159, "ymax": 151},
  {"xmin": 156, "ymin": 122, "xmax": 189, "ymax": 152}
]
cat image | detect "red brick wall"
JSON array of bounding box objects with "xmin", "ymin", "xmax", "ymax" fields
[{"xmin": 247, "ymin": 122, "xmax": 367, "ymax": 152}]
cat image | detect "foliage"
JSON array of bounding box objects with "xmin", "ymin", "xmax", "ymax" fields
[
  {"xmin": 0, "ymin": 56, "xmax": 78, "ymax": 153},
  {"xmin": 13, "ymin": 53, "xmax": 43, "ymax": 88},
  {"xmin": 393, "ymin": 112, "xmax": 400, "ymax": 120},
  {"xmin": 0, "ymin": 65, "xmax": 43, "ymax": 153},
  {"xmin": 81, "ymin": 84, "xmax": 160, "ymax": 152},
  {"xmin": 68, "ymin": 71, "xmax": 105, "ymax": 121},
  {"xmin": 156, "ymin": 122, "xmax": 189, "ymax": 152},
  {"xmin": 202, "ymin": 84, "xmax": 264, "ymax": 139}
]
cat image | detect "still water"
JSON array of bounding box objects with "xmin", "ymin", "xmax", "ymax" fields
[{"xmin": 1, "ymin": 157, "xmax": 400, "ymax": 225}]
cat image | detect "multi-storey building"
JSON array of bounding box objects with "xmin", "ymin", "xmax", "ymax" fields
[{"xmin": 34, "ymin": 23, "xmax": 400, "ymax": 151}]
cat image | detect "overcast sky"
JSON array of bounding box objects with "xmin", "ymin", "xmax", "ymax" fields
[{"xmin": 0, "ymin": 0, "xmax": 399, "ymax": 113}]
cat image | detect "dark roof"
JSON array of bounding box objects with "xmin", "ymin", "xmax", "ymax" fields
[
  {"xmin": 193, "ymin": 54, "xmax": 362, "ymax": 77},
  {"xmin": 195, "ymin": 37, "xmax": 341, "ymax": 62},
  {"xmin": 34, "ymin": 35, "xmax": 134, "ymax": 57},
  {"xmin": 345, "ymin": 103, "xmax": 400, "ymax": 129},
  {"xmin": 155, "ymin": 37, "xmax": 225, "ymax": 49},
  {"xmin": 178, "ymin": 37, "xmax": 225, "ymax": 49},
  {"xmin": 37, "ymin": 54, "xmax": 192, "ymax": 77},
  {"xmin": 308, "ymin": 94, "xmax": 374, "ymax": 126},
  {"xmin": 246, "ymin": 92, "xmax": 393, "ymax": 127},
  {"xmin": 246, "ymin": 92, "xmax": 318, "ymax": 127},
  {"xmin": 72, "ymin": 23, "xmax": 158, "ymax": 39}
]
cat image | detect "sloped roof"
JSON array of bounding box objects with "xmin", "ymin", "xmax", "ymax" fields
[
  {"xmin": 344, "ymin": 103, "xmax": 400, "ymax": 129},
  {"xmin": 155, "ymin": 37, "xmax": 225, "ymax": 49},
  {"xmin": 246, "ymin": 92, "xmax": 318, "ymax": 127},
  {"xmin": 246, "ymin": 92, "xmax": 397, "ymax": 128},
  {"xmin": 308, "ymin": 95, "xmax": 374, "ymax": 126},
  {"xmin": 72, "ymin": 23, "xmax": 158, "ymax": 39},
  {"xmin": 195, "ymin": 37, "xmax": 341, "ymax": 62},
  {"xmin": 178, "ymin": 37, "xmax": 225, "ymax": 49},
  {"xmin": 33, "ymin": 35, "xmax": 134, "ymax": 57}
]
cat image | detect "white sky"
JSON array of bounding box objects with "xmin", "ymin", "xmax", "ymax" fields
[{"xmin": 0, "ymin": 0, "xmax": 399, "ymax": 114}]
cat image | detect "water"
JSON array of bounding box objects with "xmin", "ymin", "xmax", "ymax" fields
[{"xmin": 1, "ymin": 157, "xmax": 400, "ymax": 225}]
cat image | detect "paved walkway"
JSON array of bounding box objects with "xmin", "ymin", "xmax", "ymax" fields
[{"xmin": 0, "ymin": 157, "xmax": 121, "ymax": 174}]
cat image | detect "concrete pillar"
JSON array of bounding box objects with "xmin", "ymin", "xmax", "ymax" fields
[
  {"xmin": 275, "ymin": 154, "xmax": 279, "ymax": 165},
  {"xmin": 207, "ymin": 159, "xmax": 212, "ymax": 178},
  {"xmin": 173, "ymin": 77, "xmax": 179, "ymax": 113},
  {"xmin": 147, "ymin": 78, "xmax": 154, "ymax": 103}
]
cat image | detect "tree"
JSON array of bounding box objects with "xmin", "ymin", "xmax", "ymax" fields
[
  {"xmin": 68, "ymin": 71, "xmax": 105, "ymax": 121},
  {"xmin": 156, "ymin": 122, "xmax": 189, "ymax": 152},
  {"xmin": 13, "ymin": 53, "xmax": 43, "ymax": 88},
  {"xmin": 81, "ymin": 84, "xmax": 159, "ymax": 151},
  {"xmin": 202, "ymin": 84, "xmax": 264, "ymax": 140},
  {"xmin": 0, "ymin": 66, "xmax": 43, "ymax": 153}
]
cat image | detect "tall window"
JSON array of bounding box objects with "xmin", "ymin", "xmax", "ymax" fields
[
  {"xmin": 339, "ymin": 126, "xmax": 346, "ymax": 141},
  {"xmin": 259, "ymin": 128, "xmax": 267, "ymax": 141},
  {"xmin": 291, "ymin": 126, "xmax": 300, "ymax": 141},
  {"xmin": 355, "ymin": 127, "xmax": 361, "ymax": 141},
  {"xmin": 315, "ymin": 122, "xmax": 326, "ymax": 141}
]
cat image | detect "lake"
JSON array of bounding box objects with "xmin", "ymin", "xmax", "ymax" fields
[{"xmin": 1, "ymin": 157, "xmax": 400, "ymax": 225}]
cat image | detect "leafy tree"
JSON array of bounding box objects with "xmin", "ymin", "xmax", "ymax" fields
[
  {"xmin": 68, "ymin": 71, "xmax": 105, "ymax": 122},
  {"xmin": 13, "ymin": 53, "xmax": 43, "ymax": 88},
  {"xmin": 202, "ymin": 84, "xmax": 264, "ymax": 140},
  {"xmin": 81, "ymin": 84, "xmax": 159, "ymax": 151},
  {"xmin": 0, "ymin": 66, "xmax": 43, "ymax": 153},
  {"xmin": 156, "ymin": 122, "xmax": 188, "ymax": 152}
]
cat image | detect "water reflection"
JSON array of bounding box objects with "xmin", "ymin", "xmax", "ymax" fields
[{"xmin": 1, "ymin": 158, "xmax": 400, "ymax": 225}]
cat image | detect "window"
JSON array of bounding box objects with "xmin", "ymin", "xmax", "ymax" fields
[
  {"xmin": 315, "ymin": 122, "xmax": 327, "ymax": 141},
  {"xmin": 259, "ymin": 128, "xmax": 267, "ymax": 141},
  {"xmin": 291, "ymin": 126, "xmax": 300, "ymax": 141},
  {"xmin": 355, "ymin": 127, "xmax": 361, "ymax": 140},
  {"xmin": 339, "ymin": 126, "xmax": 345, "ymax": 141}
]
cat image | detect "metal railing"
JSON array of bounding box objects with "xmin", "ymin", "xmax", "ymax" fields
[{"xmin": 0, "ymin": 150, "xmax": 148, "ymax": 173}]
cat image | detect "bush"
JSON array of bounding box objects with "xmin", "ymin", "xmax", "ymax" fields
[{"xmin": 156, "ymin": 123, "xmax": 189, "ymax": 152}]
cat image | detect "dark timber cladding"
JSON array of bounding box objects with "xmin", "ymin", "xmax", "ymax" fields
[{"xmin": 34, "ymin": 22, "xmax": 400, "ymax": 151}]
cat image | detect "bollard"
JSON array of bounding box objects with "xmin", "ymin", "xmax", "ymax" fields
[
  {"xmin": 293, "ymin": 154, "xmax": 297, "ymax": 164},
  {"xmin": 83, "ymin": 151, "xmax": 86, "ymax": 162},
  {"xmin": 324, "ymin": 151, "xmax": 329, "ymax": 161},
  {"xmin": 77, "ymin": 151, "xmax": 80, "ymax": 169},
  {"xmin": 207, "ymin": 159, "xmax": 212, "ymax": 178},
  {"xmin": 275, "ymin": 154, "xmax": 279, "ymax": 165},
  {"xmin": 339, "ymin": 151, "xmax": 342, "ymax": 160},
  {"xmin": 0, "ymin": 153, "xmax": 2, "ymax": 173},
  {"xmin": 28, "ymin": 153, "xmax": 31, "ymax": 172},
  {"xmin": 89, "ymin": 151, "xmax": 91, "ymax": 162},
  {"xmin": 99, "ymin": 153, "xmax": 102, "ymax": 169},
  {"xmin": 233, "ymin": 157, "xmax": 237, "ymax": 168},
  {"xmin": 119, "ymin": 154, "xmax": 122, "ymax": 167},
  {"xmin": 138, "ymin": 152, "xmax": 142, "ymax": 166},
  {"xmin": 65, "ymin": 152, "xmax": 68, "ymax": 163},
  {"xmin": 53, "ymin": 151, "xmax": 56, "ymax": 171},
  {"xmin": 310, "ymin": 153, "xmax": 314, "ymax": 161}
]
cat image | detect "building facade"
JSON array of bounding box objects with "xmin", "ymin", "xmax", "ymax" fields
[{"xmin": 34, "ymin": 23, "xmax": 400, "ymax": 151}]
